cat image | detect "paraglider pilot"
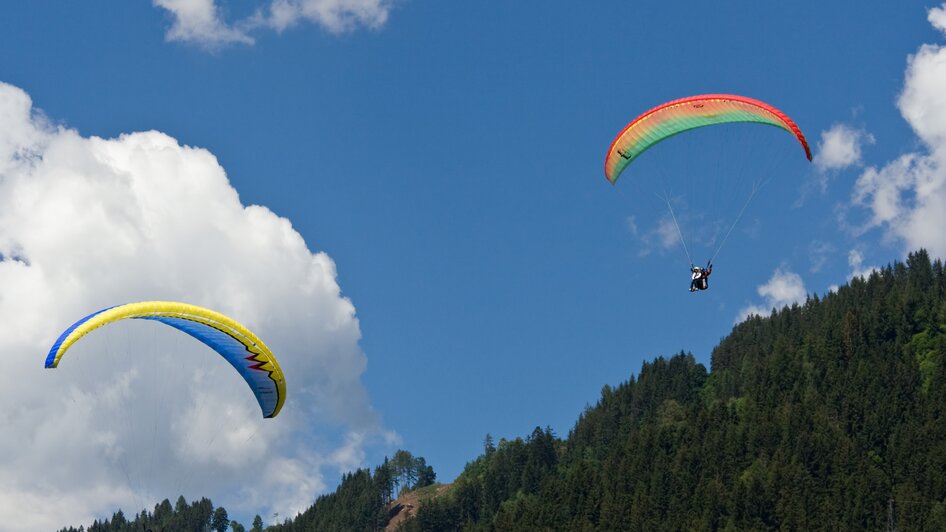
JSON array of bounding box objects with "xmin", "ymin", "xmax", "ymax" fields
[{"xmin": 689, "ymin": 262, "xmax": 713, "ymax": 292}]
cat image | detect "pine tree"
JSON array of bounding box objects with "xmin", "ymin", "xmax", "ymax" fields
[{"xmin": 211, "ymin": 506, "xmax": 229, "ymax": 532}]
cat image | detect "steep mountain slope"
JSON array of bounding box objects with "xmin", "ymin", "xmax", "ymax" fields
[{"xmin": 402, "ymin": 250, "xmax": 946, "ymax": 531}]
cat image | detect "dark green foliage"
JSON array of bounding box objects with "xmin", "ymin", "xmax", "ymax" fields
[
  {"xmin": 212, "ymin": 507, "xmax": 230, "ymax": 532},
  {"xmin": 267, "ymin": 450, "xmax": 436, "ymax": 532},
  {"xmin": 403, "ymin": 250, "xmax": 946, "ymax": 531},
  {"xmin": 58, "ymin": 496, "xmax": 222, "ymax": 532},
  {"xmin": 61, "ymin": 449, "xmax": 436, "ymax": 532},
  {"xmin": 390, "ymin": 450, "xmax": 437, "ymax": 494},
  {"xmin": 268, "ymin": 468, "xmax": 387, "ymax": 532}
]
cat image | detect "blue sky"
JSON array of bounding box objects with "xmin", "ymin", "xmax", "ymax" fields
[{"xmin": 3, "ymin": 0, "xmax": 946, "ymax": 528}]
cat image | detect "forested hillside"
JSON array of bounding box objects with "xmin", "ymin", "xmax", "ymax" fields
[
  {"xmin": 57, "ymin": 496, "xmax": 254, "ymax": 532},
  {"xmin": 58, "ymin": 450, "xmax": 435, "ymax": 532},
  {"xmin": 400, "ymin": 250, "xmax": 946, "ymax": 531},
  {"xmin": 268, "ymin": 450, "xmax": 436, "ymax": 532}
]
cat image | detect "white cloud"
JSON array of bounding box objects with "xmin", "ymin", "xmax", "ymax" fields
[
  {"xmin": 736, "ymin": 268, "xmax": 807, "ymax": 322},
  {"xmin": 154, "ymin": 0, "xmax": 392, "ymax": 48},
  {"xmin": 852, "ymin": 3, "xmax": 946, "ymax": 259},
  {"xmin": 625, "ymin": 215, "xmax": 639, "ymax": 237},
  {"xmin": 814, "ymin": 123, "xmax": 874, "ymax": 172},
  {"xmin": 656, "ymin": 215, "xmax": 681, "ymax": 250},
  {"xmin": 930, "ymin": 4, "xmax": 946, "ymax": 39},
  {"xmin": 627, "ymin": 213, "xmax": 687, "ymax": 258},
  {"xmin": 808, "ymin": 240, "xmax": 835, "ymax": 273},
  {"xmin": 262, "ymin": 0, "xmax": 390, "ymax": 33},
  {"xmin": 847, "ymin": 248, "xmax": 878, "ymax": 279},
  {"xmin": 155, "ymin": 0, "xmax": 254, "ymax": 46},
  {"xmin": 0, "ymin": 81, "xmax": 389, "ymax": 530}
]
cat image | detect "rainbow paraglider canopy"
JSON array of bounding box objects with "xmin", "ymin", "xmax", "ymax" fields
[{"xmin": 604, "ymin": 94, "xmax": 812, "ymax": 184}]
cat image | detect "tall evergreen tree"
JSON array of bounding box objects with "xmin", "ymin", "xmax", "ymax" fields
[{"xmin": 211, "ymin": 506, "xmax": 229, "ymax": 532}]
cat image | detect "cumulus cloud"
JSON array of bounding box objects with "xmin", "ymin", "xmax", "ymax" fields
[
  {"xmin": 155, "ymin": 0, "xmax": 254, "ymax": 46},
  {"xmin": 736, "ymin": 268, "xmax": 807, "ymax": 322},
  {"xmin": 0, "ymin": 81, "xmax": 389, "ymax": 530},
  {"xmin": 932, "ymin": 4, "xmax": 946, "ymax": 34},
  {"xmin": 851, "ymin": 3, "xmax": 946, "ymax": 259},
  {"xmin": 814, "ymin": 123, "xmax": 874, "ymax": 172},
  {"xmin": 154, "ymin": 0, "xmax": 392, "ymax": 47},
  {"xmin": 847, "ymin": 248, "xmax": 878, "ymax": 279}
]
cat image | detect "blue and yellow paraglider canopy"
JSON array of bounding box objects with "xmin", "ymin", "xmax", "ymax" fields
[{"xmin": 46, "ymin": 301, "xmax": 286, "ymax": 418}]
